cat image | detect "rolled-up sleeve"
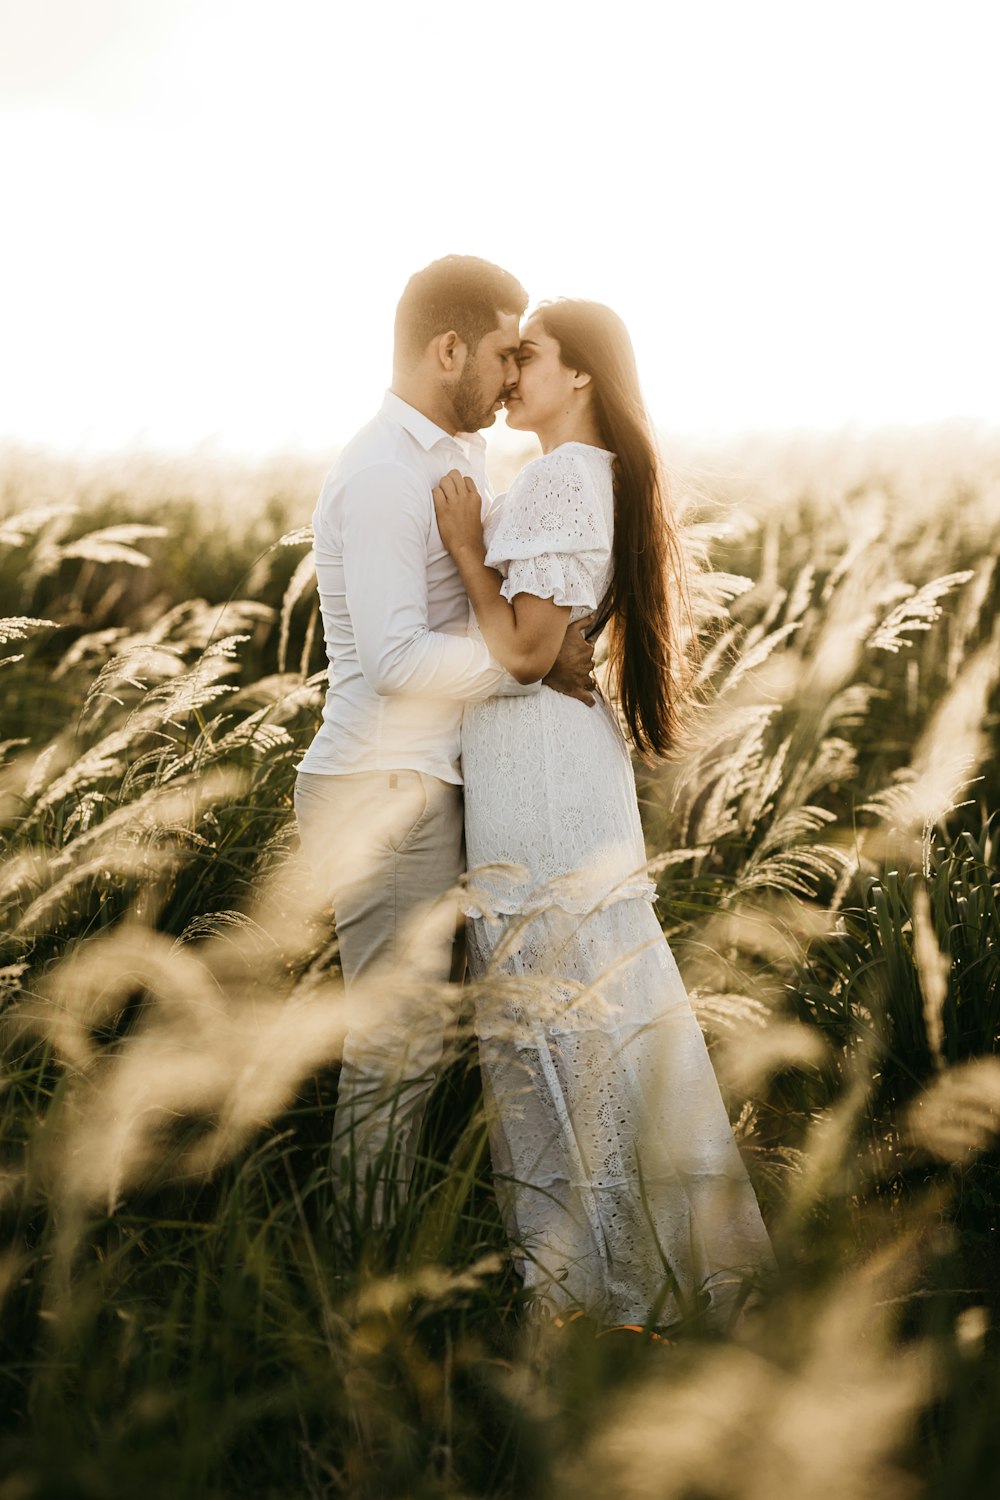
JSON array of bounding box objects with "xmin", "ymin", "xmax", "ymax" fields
[{"xmin": 336, "ymin": 462, "xmax": 536, "ymax": 701}]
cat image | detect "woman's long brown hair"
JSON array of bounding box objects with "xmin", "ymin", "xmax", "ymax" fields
[{"xmin": 536, "ymin": 299, "xmax": 691, "ymax": 758}]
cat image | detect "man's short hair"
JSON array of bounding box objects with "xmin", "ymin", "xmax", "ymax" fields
[{"xmin": 394, "ymin": 255, "xmax": 528, "ymax": 363}]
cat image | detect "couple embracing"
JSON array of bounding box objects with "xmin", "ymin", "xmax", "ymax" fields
[{"xmin": 294, "ymin": 255, "xmax": 773, "ymax": 1331}]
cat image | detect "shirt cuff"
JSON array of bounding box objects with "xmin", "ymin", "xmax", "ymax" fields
[{"xmin": 493, "ymin": 671, "xmax": 543, "ymax": 698}]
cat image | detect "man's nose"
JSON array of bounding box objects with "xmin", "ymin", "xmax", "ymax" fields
[{"xmin": 504, "ymin": 357, "xmax": 520, "ymax": 389}]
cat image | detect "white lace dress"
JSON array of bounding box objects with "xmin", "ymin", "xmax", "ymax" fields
[{"xmin": 461, "ymin": 442, "xmax": 775, "ymax": 1328}]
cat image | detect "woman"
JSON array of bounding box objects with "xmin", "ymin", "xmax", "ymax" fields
[{"xmin": 432, "ymin": 300, "xmax": 773, "ymax": 1331}]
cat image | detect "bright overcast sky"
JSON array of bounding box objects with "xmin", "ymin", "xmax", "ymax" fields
[{"xmin": 1, "ymin": 0, "xmax": 996, "ymax": 456}]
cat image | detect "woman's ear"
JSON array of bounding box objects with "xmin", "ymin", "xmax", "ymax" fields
[{"xmin": 571, "ymin": 370, "xmax": 593, "ymax": 390}]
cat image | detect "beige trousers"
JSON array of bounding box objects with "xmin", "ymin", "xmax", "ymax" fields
[{"xmin": 293, "ymin": 768, "xmax": 464, "ymax": 1220}]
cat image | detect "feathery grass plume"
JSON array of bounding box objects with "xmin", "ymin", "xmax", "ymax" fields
[
  {"xmin": 229, "ymin": 671, "xmax": 325, "ymax": 716},
  {"xmin": 717, "ymin": 620, "xmax": 802, "ymax": 698},
  {"xmin": 818, "ymin": 507, "xmax": 884, "ymax": 606},
  {"xmin": 644, "ymin": 847, "xmax": 710, "ymax": 878},
  {"xmin": 816, "ymin": 681, "xmax": 883, "ymax": 737},
  {"xmin": 790, "ymin": 551, "xmax": 883, "ymax": 710},
  {"xmin": 0, "ymin": 616, "xmax": 56, "ymax": 670},
  {"xmin": 298, "ymin": 597, "xmax": 319, "ymax": 676},
  {"xmin": 137, "ymin": 632, "xmax": 250, "ymax": 725},
  {"xmin": 277, "ymin": 524, "xmax": 314, "ymax": 547},
  {"xmin": 277, "ymin": 549, "xmax": 318, "ymax": 673},
  {"xmin": 51, "ymin": 625, "xmax": 129, "ymax": 678},
  {"xmin": 912, "ymin": 884, "xmax": 948, "ymax": 1072},
  {"xmin": 687, "ymin": 567, "xmax": 755, "ymax": 624},
  {"xmin": 135, "ymin": 596, "xmax": 275, "ymax": 649},
  {"xmin": 80, "ymin": 640, "xmax": 187, "ymax": 711},
  {"xmin": 740, "ymin": 735, "xmax": 790, "ymax": 828},
  {"xmin": 51, "ymin": 989, "xmax": 351, "ymax": 1211},
  {"xmin": 11, "ymin": 844, "xmax": 175, "ymax": 943},
  {"xmin": 730, "ymin": 805, "xmax": 851, "ymax": 901},
  {"xmin": 687, "ymin": 988, "xmax": 770, "ymax": 1033},
  {"xmin": 350, "ymin": 1254, "xmax": 505, "ymax": 1320},
  {"xmin": 0, "ymin": 617, "xmax": 57, "ymax": 648},
  {"xmin": 714, "ymin": 1017, "xmax": 829, "ymax": 1099},
  {"xmin": 906, "ymin": 1059, "xmax": 1000, "ymax": 1162},
  {"xmin": 784, "ymin": 561, "xmax": 817, "ymax": 624},
  {"xmin": 778, "ymin": 1027, "xmax": 884, "ymax": 1229},
  {"xmin": 693, "ymin": 618, "xmax": 743, "ymax": 688},
  {"xmin": 0, "ymin": 503, "xmax": 78, "ymax": 548},
  {"xmin": 14, "ymin": 624, "xmax": 254, "ymax": 818},
  {"xmin": 677, "ymin": 705, "xmax": 779, "ymax": 848},
  {"xmin": 4, "ymin": 509, "xmax": 78, "ymax": 590},
  {"xmin": 37, "ymin": 905, "xmax": 467, "ymax": 1214},
  {"xmin": 22, "ymin": 513, "xmax": 153, "ymax": 584},
  {"xmin": 13, "ymin": 917, "xmax": 225, "ymax": 1071},
  {"xmin": 28, "ymin": 720, "xmax": 157, "ymax": 818},
  {"xmin": 554, "ymin": 1229, "xmax": 938, "ymax": 1500},
  {"xmin": 56, "ymin": 523, "xmax": 168, "ymax": 569},
  {"xmin": 945, "ymin": 553, "xmax": 999, "ymax": 681},
  {"xmin": 693, "ymin": 899, "xmax": 836, "ymax": 986},
  {"xmin": 867, "ymin": 570, "xmax": 975, "ymax": 652},
  {"xmin": 1, "ymin": 766, "xmax": 246, "ymax": 941},
  {"xmin": 171, "ymin": 906, "xmax": 276, "ymax": 951},
  {"xmin": 781, "ymin": 734, "xmax": 860, "ymax": 811},
  {"xmin": 60, "ymin": 790, "xmax": 107, "ymax": 838},
  {"xmin": 862, "ymin": 629, "xmax": 1000, "ymax": 840},
  {"xmin": 209, "ymin": 709, "xmax": 294, "ymax": 755}
]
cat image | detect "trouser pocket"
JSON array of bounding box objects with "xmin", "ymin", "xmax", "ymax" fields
[{"xmin": 386, "ymin": 770, "xmax": 431, "ymax": 851}]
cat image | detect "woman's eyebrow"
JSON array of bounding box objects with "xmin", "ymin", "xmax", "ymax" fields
[{"xmin": 518, "ymin": 339, "xmax": 539, "ymax": 351}]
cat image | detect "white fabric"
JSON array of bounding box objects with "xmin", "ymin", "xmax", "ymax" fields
[
  {"xmin": 464, "ymin": 445, "xmax": 650, "ymax": 917},
  {"xmin": 462, "ymin": 442, "xmax": 775, "ymax": 1328},
  {"xmin": 299, "ymin": 391, "xmax": 537, "ymax": 786}
]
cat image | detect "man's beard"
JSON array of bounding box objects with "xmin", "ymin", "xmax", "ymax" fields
[{"xmin": 450, "ymin": 361, "xmax": 498, "ymax": 432}]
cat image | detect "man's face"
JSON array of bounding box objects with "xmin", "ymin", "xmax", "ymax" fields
[{"xmin": 450, "ymin": 311, "xmax": 521, "ymax": 431}]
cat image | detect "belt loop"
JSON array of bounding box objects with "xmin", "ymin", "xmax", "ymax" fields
[{"xmin": 389, "ymin": 773, "xmax": 398, "ymax": 789}]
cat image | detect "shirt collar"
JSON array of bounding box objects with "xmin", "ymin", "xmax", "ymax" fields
[{"xmin": 381, "ymin": 389, "xmax": 486, "ymax": 456}]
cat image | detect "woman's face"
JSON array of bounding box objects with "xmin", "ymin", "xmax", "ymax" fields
[{"xmin": 502, "ymin": 315, "xmax": 578, "ymax": 433}]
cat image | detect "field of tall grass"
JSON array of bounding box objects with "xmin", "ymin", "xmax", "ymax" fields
[{"xmin": 1, "ymin": 424, "xmax": 999, "ymax": 1498}]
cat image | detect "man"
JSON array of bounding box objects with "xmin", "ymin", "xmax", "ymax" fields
[{"xmin": 294, "ymin": 255, "xmax": 595, "ymax": 1219}]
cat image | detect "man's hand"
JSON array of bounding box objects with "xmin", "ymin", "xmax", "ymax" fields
[{"xmin": 543, "ymin": 614, "xmax": 597, "ymax": 705}]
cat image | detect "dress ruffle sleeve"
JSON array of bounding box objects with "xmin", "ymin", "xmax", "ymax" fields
[{"xmin": 483, "ymin": 448, "xmax": 612, "ymax": 614}]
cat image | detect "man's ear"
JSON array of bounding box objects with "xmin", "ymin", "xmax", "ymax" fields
[
  {"xmin": 571, "ymin": 370, "xmax": 592, "ymax": 390},
  {"xmin": 434, "ymin": 330, "xmax": 467, "ymax": 372}
]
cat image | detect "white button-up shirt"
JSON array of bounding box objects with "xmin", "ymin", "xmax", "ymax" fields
[{"xmin": 298, "ymin": 391, "xmax": 532, "ymax": 785}]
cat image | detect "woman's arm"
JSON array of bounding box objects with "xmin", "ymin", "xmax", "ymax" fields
[
  {"xmin": 433, "ymin": 470, "xmax": 572, "ymax": 685},
  {"xmin": 337, "ymin": 462, "xmax": 537, "ymax": 699}
]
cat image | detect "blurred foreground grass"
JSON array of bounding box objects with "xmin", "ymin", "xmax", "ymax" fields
[{"xmin": 1, "ymin": 426, "xmax": 999, "ymax": 1498}]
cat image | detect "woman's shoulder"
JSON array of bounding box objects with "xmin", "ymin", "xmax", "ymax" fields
[
  {"xmin": 510, "ymin": 442, "xmax": 614, "ymax": 501},
  {"xmin": 493, "ymin": 442, "xmax": 613, "ymax": 553}
]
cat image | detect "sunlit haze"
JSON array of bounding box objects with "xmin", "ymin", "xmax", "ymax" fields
[{"xmin": 1, "ymin": 0, "xmax": 996, "ymax": 457}]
